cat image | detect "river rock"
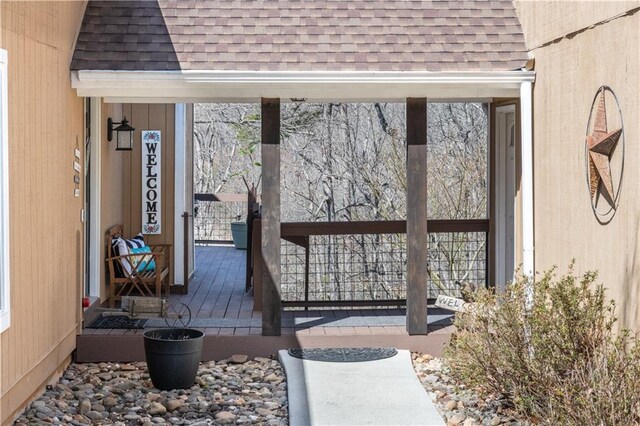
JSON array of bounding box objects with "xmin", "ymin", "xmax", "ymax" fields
[
  {"xmin": 166, "ymin": 399, "xmax": 183, "ymax": 412},
  {"xmin": 215, "ymin": 411, "xmax": 237, "ymax": 423},
  {"xmin": 148, "ymin": 402, "xmax": 167, "ymax": 416},
  {"xmin": 448, "ymin": 412, "xmax": 467, "ymax": 426},
  {"xmin": 78, "ymin": 399, "xmax": 91, "ymax": 415},
  {"xmin": 13, "ymin": 358, "xmax": 289, "ymax": 425},
  {"xmin": 230, "ymin": 354, "xmax": 249, "ymax": 364}
]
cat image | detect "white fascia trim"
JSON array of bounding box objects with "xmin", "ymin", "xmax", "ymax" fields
[
  {"xmin": 74, "ymin": 70, "xmax": 537, "ymax": 84},
  {"xmin": 72, "ymin": 70, "xmax": 536, "ymax": 102},
  {"xmin": 520, "ymin": 81, "xmax": 534, "ymax": 277}
]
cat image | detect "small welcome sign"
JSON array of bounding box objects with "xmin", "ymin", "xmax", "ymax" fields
[
  {"xmin": 435, "ymin": 294, "xmax": 468, "ymax": 313},
  {"xmin": 142, "ymin": 130, "xmax": 161, "ymax": 234}
]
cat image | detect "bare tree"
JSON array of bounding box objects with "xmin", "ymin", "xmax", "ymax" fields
[{"xmin": 194, "ymin": 102, "xmax": 488, "ymax": 299}]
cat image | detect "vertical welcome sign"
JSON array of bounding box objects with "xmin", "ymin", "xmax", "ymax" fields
[{"xmin": 142, "ymin": 131, "xmax": 161, "ymax": 234}]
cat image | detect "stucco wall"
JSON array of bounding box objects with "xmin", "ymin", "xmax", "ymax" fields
[
  {"xmin": 516, "ymin": 3, "xmax": 640, "ymax": 329},
  {"xmin": 0, "ymin": 1, "xmax": 87, "ymax": 423}
]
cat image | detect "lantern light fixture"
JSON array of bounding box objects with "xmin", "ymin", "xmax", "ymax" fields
[{"xmin": 107, "ymin": 116, "xmax": 135, "ymax": 151}]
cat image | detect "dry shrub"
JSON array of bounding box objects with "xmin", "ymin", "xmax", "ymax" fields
[{"xmin": 444, "ymin": 265, "xmax": 640, "ymax": 425}]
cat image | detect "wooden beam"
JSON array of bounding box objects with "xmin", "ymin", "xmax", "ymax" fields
[
  {"xmin": 194, "ymin": 193, "xmax": 247, "ymax": 202},
  {"xmin": 406, "ymin": 98, "xmax": 429, "ymax": 335},
  {"xmin": 261, "ymin": 98, "xmax": 281, "ymax": 336}
]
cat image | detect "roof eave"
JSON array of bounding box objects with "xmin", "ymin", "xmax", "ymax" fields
[{"xmin": 71, "ymin": 69, "xmax": 536, "ymax": 103}]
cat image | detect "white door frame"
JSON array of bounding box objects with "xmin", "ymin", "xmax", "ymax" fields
[
  {"xmin": 494, "ymin": 104, "xmax": 516, "ymax": 292},
  {"xmin": 87, "ymin": 97, "xmax": 102, "ymax": 297},
  {"xmin": 174, "ymin": 103, "xmax": 186, "ymax": 285}
]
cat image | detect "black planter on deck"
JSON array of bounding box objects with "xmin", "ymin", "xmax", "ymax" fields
[{"xmin": 143, "ymin": 328, "xmax": 204, "ymax": 390}]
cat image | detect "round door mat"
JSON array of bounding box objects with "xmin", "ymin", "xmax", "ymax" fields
[{"xmin": 288, "ymin": 347, "xmax": 398, "ymax": 362}]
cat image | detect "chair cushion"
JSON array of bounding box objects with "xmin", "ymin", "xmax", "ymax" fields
[
  {"xmin": 111, "ymin": 237, "xmax": 132, "ymax": 276},
  {"xmin": 130, "ymin": 246, "xmax": 156, "ymax": 272}
]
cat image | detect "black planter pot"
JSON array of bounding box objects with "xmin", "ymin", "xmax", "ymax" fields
[{"xmin": 143, "ymin": 328, "xmax": 204, "ymax": 390}]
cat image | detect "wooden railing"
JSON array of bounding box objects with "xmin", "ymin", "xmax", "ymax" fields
[
  {"xmin": 194, "ymin": 190, "xmax": 259, "ymax": 292},
  {"xmin": 193, "ymin": 193, "xmax": 250, "ymax": 243},
  {"xmin": 250, "ymin": 219, "xmax": 489, "ymax": 310}
]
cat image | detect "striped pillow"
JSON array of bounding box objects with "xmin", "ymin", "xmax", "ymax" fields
[
  {"xmin": 111, "ymin": 233, "xmax": 147, "ymax": 277},
  {"xmin": 125, "ymin": 233, "xmax": 146, "ymax": 250}
]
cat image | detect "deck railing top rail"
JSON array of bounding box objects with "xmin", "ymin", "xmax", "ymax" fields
[
  {"xmin": 281, "ymin": 219, "xmax": 489, "ymax": 236},
  {"xmin": 194, "ymin": 193, "xmax": 250, "ymax": 203}
]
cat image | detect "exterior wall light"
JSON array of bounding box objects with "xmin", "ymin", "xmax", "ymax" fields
[{"xmin": 107, "ymin": 117, "xmax": 135, "ymax": 151}]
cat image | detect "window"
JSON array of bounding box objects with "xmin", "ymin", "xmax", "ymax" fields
[{"xmin": 0, "ymin": 48, "xmax": 9, "ymax": 332}]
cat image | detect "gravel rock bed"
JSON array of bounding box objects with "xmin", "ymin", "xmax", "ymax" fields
[
  {"xmin": 412, "ymin": 353, "xmax": 530, "ymax": 426},
  {"xmin": 14, "ymin": 356, "xmax": 287, "ymax": 425}
]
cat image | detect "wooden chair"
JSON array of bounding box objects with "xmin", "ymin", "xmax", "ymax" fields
[{"xmin": 105, "ymin": 225, "xmax": 171, "ymax": 308}]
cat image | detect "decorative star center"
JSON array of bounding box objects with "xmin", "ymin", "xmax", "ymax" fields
[{"xmin": 587, "ymin": 91, "xmax": 622, "ymax": 202}]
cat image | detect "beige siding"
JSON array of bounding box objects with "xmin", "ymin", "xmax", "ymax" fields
[
  {"xmin": 0, "ymin": 1, "xmax": 87, "ymax": 423},
  {"xmin": 100, "ymin": 103, "xmax": 178, "ymax": 298},
  {"xmin": 515, "ymin": 1, "xmax": 639, "ymax": 49},
  {"xmin": 516, "ymin": 4, "xmax": 640, "ymax": 329}
]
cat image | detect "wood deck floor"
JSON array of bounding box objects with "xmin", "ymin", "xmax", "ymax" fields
[{"xmin": 77, "ymin": 245, "xmax": 453, "ymax": 362}]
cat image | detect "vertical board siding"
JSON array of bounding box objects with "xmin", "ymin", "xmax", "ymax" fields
[
  {"xmin": 100, "ymin": 103, "xmax": 177, "ymax": 298},
  {"xmin": 0, "ymin": 1, "xmax": 88, "ymax": 423},
  {"xmin": 100, "ymin": 102, "xmax": 125, "ymax": 302}
]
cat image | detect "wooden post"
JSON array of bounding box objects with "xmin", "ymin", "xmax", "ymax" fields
[
  {"xmin": 261, "ymin": 99, "xmax": 281, "ymax": 336},
  {"xmin": 183, "ymin": 212, "xmax": 190, "ymax": 295},
  {"xmin": 406, "ymin": 98, "xmax": 429, "ymax": 335},
  {"xmin": 304, "ymin": 236, "xmax": 310, "ymax": 310},
  {"xmin": 252, "ymin": 218, "xmax": 263, "ymax": 311},
  {"xmin": 245, "ymin": 188, "xmax": 256, "ymax": 292}
]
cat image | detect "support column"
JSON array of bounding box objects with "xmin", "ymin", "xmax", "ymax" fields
[
  {"xmin": 261, "ymin": 98, "xmax": 281, "ymax": 336},
  {"xmin": 406, "ymin": 98, "xmax": 429, "ymax": 335},
  {"xmin": 174, "ymin": 103, "xmax": 186, "ymax": 287},
  {"xmin": 520, "ymin": 82, "xmax": 534, "ymax": 277}
]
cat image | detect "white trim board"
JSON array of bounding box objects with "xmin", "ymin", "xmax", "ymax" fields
[
  {"xmin": 494, "ymin": 105, "xmax": 517, "ymax": 292},
  {"xmin": 173, "ymin": 103, "xmax": 186, "ymax": 286},
  {"xmin": 88, "ymin": 97, "xmax": 102, "ymax": 297},
  {"xmin": 520, "ymin": 81, "xmax": 534, "ymax": 277},
  {"xmin": 0, "ymin": 49, "xmax": 10, "ymax": 332},
  {"xmin": 72, "ymin": 70, "xmax": 536, "ymax": 102}
]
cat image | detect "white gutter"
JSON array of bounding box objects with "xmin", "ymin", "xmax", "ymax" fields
[
  {"xmin": 72, "ymin": 70, "xmax": 536, "ymax": 103},
  {"xmin": 520, "ymin": 81, "xmax": 534, "ymax": 277}
]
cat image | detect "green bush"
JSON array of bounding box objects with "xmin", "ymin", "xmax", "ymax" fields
[{"xmin": 444, "ymin": 265, "xmax": 640, "ymax": 425}]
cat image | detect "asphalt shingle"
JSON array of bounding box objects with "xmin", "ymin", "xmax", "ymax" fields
[{"xmin": 71, "ymin": 0, "xmax": 528, "ymax": 72}]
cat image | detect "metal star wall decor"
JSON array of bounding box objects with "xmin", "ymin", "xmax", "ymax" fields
[{"xmin": 585, "ymin": 86, "xmax": 625, "ymax": 223}]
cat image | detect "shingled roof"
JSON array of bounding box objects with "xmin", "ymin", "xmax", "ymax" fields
[{"xmin": 71, "ymin": 0, "xmax": 529, "ymax": 72}]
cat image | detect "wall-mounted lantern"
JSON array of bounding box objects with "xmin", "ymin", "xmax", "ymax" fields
[{"xmin": 107, "ymin": 117, "xmax": 135, "ymax": 151}]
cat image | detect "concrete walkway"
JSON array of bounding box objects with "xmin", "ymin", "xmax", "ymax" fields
[{"xmin": 279, "ymin": 349, "xmax": 444, "ymax": 426}]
